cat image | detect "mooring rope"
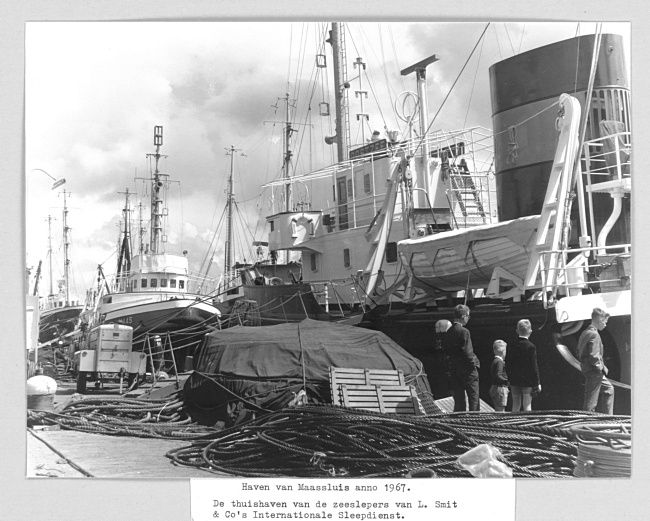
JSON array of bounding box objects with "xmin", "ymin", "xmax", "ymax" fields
[
  {"xmin": 27, "ymin": 394, "xmax": 217, "ymax": 440},
  {"xmin": 28, "ymin": 394, "xmax": 632, "ymax": 477},
  {"xmin": 166, "ymin": 405, "xmax": 631, "ymax": 478}
]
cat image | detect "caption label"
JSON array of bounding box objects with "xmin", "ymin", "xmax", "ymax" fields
[{"xmin": 191, "ymin": 478, "xmax": 515, "ymax": 521}]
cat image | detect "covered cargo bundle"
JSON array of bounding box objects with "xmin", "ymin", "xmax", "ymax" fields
[{"xmin": 183, "ymin": 319, "xmax": 435, "ymax": 426}]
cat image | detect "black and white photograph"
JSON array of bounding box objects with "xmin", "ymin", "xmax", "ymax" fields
[{"xmin": 3, "ymin": 3, "xmax": 648, "ymax": 521}]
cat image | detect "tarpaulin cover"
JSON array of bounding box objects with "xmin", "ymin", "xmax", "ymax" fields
[{"xmin": 183, "ymin": 319, "xmax": 434, "ymax": 426}]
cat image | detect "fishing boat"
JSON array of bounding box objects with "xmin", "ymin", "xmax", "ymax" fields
[
  {"xmin": 35, "ymin": 189, "xmax": 85, "ymax": 345},
  {"xmin": 77, "ymin": 126, "xmax": 221, "ymax": 373},
  {"xmin": 240, "ymin": 24, "xmax": 631, "ymax": 412}
]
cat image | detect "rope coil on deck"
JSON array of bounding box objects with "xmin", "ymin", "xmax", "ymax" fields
[
  {"xmin": 28, "ymin": 393, "xmax": 632, "ymax": 477},
  {"xmin": 27, "ymin": 394, "xmax": 216, "ymax": 439},
  {"xmin": 166, "ymin": 405, "xmax": 631, "ymax": 478}
]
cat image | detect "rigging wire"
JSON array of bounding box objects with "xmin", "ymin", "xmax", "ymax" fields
[
  {"xmin": 573, "ymin": 24, "xmax": 581, "ymax": 94},
  {"xmin": 413, "ymin": 23, "xmax": 491, "ymax": 157},
  {"xmin": 198, "ymin": 204, "xmax": 227, "ymax": 278},
  {"xmin": 388, "ymin": 24, "xmax": 407, "ymax": 94},
  {"xmin": 503, "ymin": 23, "xmax": 516, "ymax": 56},
  {"xmin": 462, "ymin": 33, "xmax": 486, "ymax": 129},
  {"xmin": 493, "ymin": 23, "xmax": 503, "ymax": 60}
]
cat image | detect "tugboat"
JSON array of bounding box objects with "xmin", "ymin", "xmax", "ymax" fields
[
  {"xmin": 77, "ymin": 126, "xmax": 221, "ymax": 373},
  {"xmin": 241, "ymin": 25, "xmax": 631, "ymax": 412}
]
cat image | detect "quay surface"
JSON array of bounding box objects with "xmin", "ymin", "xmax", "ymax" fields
[{"xmin": 26, "ymin": 378, "xmax": 229, "ymax": 479}]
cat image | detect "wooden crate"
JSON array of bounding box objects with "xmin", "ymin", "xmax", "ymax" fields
[
  {"xmin": 330, "ymin": 367, "xmax": 424, "ymax": 416},
  {"xmin": 329, "ymin": 367, "xmax": 405, "ymax": 397}
]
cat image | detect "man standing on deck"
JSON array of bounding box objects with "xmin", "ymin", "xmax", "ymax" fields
[
  {"xmin": 442, "ymin": 304, "xmax": 480, "ymax": 411},
  {"xmin": 577, "ymin": 307, "xmax": 614, "ymax": 415}
]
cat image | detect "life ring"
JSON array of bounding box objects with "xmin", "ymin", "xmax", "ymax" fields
[{"xmin": 269, "ymin": 277, "xmax": 284, "ymax": 286}]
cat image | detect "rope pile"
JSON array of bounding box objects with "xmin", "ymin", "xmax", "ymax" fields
[
  {"xmin": 571, "ymin": 423, "xmax": 631, "ymax": 477},
  {"xmin": 27, "ymin": 395, "xmax": 217, "ymax": 440},
  {"xmin": 166, "ymin": 406, "xmax": 631, "ymax": 478}
]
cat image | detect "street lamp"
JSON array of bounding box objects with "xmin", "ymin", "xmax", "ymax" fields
[{"xmin": 31, "ymin": 168, "xmax": 66, "ymax": 190}]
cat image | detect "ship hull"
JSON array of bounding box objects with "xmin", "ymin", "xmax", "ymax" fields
[
  {"xmin": 366, "ymin": 300, "xmax": 630, "ymax": 415},
  {"xmin": 39, "ymin": 305, "xmax": 84, "ymax": 344},
  {"xmin": 97, "ymin": 296, "xmax": 220, "ymax": 372},
  {"xmin": 242, "ymin": 283, "xmax": 360, "ymax": 325}
]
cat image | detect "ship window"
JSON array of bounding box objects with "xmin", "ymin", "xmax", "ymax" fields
[
  {"xmin": 347, "ymin": 179, "xmax": 353, "ymax": 197},
  {"xmin": 364, "ymin": 173, "xmax": 372, "ymax": 194},
  {"xmin": 270, "ymin": 221, "xmax": 275, "ymax": 232},
  {"xmin": 170, "ymin": 279, "xmax": 176, "ymax": 288},
  {"xmin": 161, "ymin": 278, "xmax": 168, "ymax": 288},
  {"xmin": 344, "ymin": 248, "xmax": 351, "ymax": 268},
  {"xmin": 386, "ymin": 242, "xmax": 398, "ymax": 263},
  {"xmin": 179, "ymin": 280, "xmax": 185, "ymax": 290},
  {"xmin": 141, "ymin": 278, "xmax": 147, "ymax": 288},
  {"xmin": 151, "ymin": 278, "xmax": 158, "ymax": 288},
  {"xmin": 310, "ymin": 253, "xmax": 317, "ymax": 272}
]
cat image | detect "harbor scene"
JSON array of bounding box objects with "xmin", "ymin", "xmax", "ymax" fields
[{"xmin": 4, "ymin": 10, "xmax": 647, "ymax": 521}]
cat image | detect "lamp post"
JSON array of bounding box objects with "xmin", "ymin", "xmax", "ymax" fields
[{"xmin": 31, "ymin": 168, "xmax": 66, "ymax": 190}]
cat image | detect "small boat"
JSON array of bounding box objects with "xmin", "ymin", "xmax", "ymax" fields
[
  {"xmin": 35, "ymin": 189, "xmax": 85, "ymax": 345},
  {"xmin": 78, "ymin": 127, "xmax": 221, "ymax": 372},
  {"xmin": 399, "ymin": 215, "xmax": 540, "ymax": 295}
]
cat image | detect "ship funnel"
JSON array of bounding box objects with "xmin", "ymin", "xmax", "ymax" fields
[{"xmin": 325, "ymin": 135, "xmax": 337, "ymax": 145}]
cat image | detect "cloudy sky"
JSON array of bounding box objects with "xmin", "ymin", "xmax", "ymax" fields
[{"xmin": 24, "ymin": 21, "xmax": 630, "ymax": 300}]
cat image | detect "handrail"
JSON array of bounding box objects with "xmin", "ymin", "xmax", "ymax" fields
[{"xmin": 263, "ymin": 126, "xmax": 494, "ymax": 188}]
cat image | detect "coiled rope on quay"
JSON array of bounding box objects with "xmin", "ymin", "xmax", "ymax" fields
[
  {"xmin": 166, "ymin": 405, "xmax": 631, "ymax": 478},
  {"xmin": 27, "ymin": 394, "xmax": 217, "ymax": 440}
]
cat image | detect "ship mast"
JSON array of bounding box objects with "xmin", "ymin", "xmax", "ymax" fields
[
  {"xmin": 61, "ymin": 189, "xmax": 71, "ymax": 305},
  {"xmin": 328, "ymin": 22, "xmax": 350, "ymax": 162},
  {"xmin": 224, "ymin": 145, "xmax": 242, "ymax": 272},
  {"xmin": 137, "ymin": 201, "xmax": 145, "ymax": 255},
  {"xmin": 146, "ymin": 125, "xmax": 166, "ymax": 255},
  {"xmin": 46, "ymin": 214, "xmax": 54, "ymax": 298},
  {"xmin": 116, "ymin": 188, "xmax": 133, "ymax": 289}
]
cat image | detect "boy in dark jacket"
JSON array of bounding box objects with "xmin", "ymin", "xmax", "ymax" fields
[
  {"xmin": 506, "ymin": 319, "xmax": 541, "ymax": 412},
  {"xmin": 441, "ymin": 304, "xmax": 480, "ymax": 411}
]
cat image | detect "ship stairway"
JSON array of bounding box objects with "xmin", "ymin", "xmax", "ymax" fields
[
  {"xmin": 448, "ymin": 171, "xmax": 487, "ymax": 226},
  {"xmin": 524, "ymin": 94, "xmax": 582, "ymax": 295}
]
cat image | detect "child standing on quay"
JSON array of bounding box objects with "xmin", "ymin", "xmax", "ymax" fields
[{"xmin": 490, "ymin": 340, "xmax": 509, "ymax": 412}]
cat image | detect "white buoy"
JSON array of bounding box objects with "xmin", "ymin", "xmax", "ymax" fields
[{"xmin": 26, "ymin": 375, "xmax": 58, "ymax": 396}]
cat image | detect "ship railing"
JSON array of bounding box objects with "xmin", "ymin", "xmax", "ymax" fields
[
  {"xmin": 582, "ymin": 130, "xmax": 631, "ymax": 180},
  {"xmin": 214, "ymin": 269, "xmax": 242, "ymax": 295},
  {"xmin": 262, "ymin": 126, "xmax": 494, "ymax": 189},
  {"xmin": 536, "ymin": 243, "xmax": 631, "ymax": 299},
  {"xmin": 308, "ymin": 280, "xmax": 359, "ymax": 315},
  {"xmin": 187, "ymin": 271, "xmax": 222, "ymax": 296},
  {"xmin": 104, "ymin": 269, "xmax": 221, "ymax": 297}
]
